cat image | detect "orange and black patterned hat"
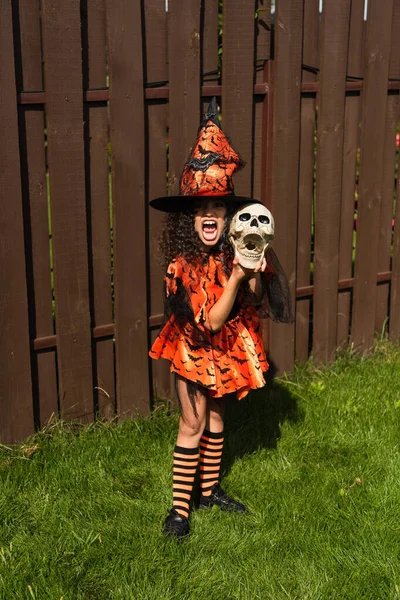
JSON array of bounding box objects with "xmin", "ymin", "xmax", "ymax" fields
[{"xmin": 150, "ymin": 97, "xmax": 255, "ymax": 212}]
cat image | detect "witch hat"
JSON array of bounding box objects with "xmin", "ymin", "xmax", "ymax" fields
[{"xmin": 149, "ymin": 98, "xmax": 256, "ymax": 212}]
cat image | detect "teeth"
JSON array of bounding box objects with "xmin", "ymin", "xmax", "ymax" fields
[{"xmin": 204, "ymin": 221, "xmax": 215, "ymax": 226}]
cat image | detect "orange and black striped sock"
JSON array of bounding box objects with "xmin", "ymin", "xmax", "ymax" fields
[
  {"xmin": 199, "ymin": 429, "xmax": 224, "ymax": 497},
  {"xmin": 172, "ymin": 445, "xmax": 199, "ymax": 518}
]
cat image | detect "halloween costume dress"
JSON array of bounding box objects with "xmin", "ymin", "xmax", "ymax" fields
[{"xmin": 149, "ymin": 253, "xmax": 269, "ymax": 400}]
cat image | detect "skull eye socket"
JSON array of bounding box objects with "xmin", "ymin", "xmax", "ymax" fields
[
  {"xmin": 239, "ymin": 213, "xmax": 251, "ymax": 222},
  {"xmin": 259, "ymin": 215, "xmax": 270, "ymax": 225}
]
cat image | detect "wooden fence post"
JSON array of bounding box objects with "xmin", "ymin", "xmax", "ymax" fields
[
  {"xmin": 18, "ymin": 0, "xmax": 58, "ymax": 427},
  {"xmin": 351, "ymin": 0, "xmax": 394, "ymax": 352},
  {"xmin": 337, "ymin": 0, "xmax": 364, "ymax": 349},
  {"xmin": 85, "ymin": 0, "xmax": 115, "ymax": 418},
  {"xmin": 295, "ymin": 0, "xmax": 319, "ymax": 362},
  {"xmin": 268, "ymin": 0, "xmax": 303, "ymax": 374},
  {"xmin": 145, "ymin": 0, "xmax": 171, "ymax": 403},
  {"xmin": 313, "ymin": 0, "xmax": 351, "ymax": 363},
  {"xmin": 222, "ymin": 0, "xmax": 256, "ymax": 197},
  {"xmin": 0, "ymin": 0, "xmax": 34, "ymax": 442},
  {"xmin": 167, "ymin": 0, "xmax": 201, "ymax": 196},
  {"xmin": 41, "ymin": 0, "xmax": 94, "ymax": 421},
  {"xmin": 106, "ymin": 0, "xmax": 151, "ymax": 416},
  {"xmin": 375, "ymin": 6, "xmax": 400, "ymax": 334}
]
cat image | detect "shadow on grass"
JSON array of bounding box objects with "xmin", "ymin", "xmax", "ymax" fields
[{"xmin": 221, "ymin": 362, "xmax": 304, "ymax": 477}]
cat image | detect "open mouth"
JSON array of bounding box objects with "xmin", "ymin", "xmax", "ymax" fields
[
  {"xmin": 241, "ymin": 233, "xmax": 264, "ymax": 258},
  {"xmin": 202, "ymin": 220, "xmax": 218, "ymax": 241}
]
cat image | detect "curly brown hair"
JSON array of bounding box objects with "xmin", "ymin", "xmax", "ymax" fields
[{"xmin": 158, "ymin": 208, "xmax": 235, "ymax": 272}]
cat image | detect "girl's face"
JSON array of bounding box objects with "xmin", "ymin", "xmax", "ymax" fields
[{"xmin": 193, "ymin": 199, "xmax": 227, "ymax": 247}]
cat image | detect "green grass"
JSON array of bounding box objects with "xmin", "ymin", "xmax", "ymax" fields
[{"xmin": 1, "ymin": 342, "xmax": 400, "ymax": 599}]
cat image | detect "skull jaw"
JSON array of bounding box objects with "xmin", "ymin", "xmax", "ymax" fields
[{"xmin": 229, "ymin": 232, "xmax": 273, "ymax": 270}]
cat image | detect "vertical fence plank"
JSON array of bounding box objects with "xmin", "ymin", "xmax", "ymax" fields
[
  {"xmin": 19, "ymin": 0, "xmax": 57, "ymax": 424},
  {"xmin": 351, "ymin": 0, "xmax": 394, "ymax": 352},
  {"xmin": 375, "ymin": 6, "xmax": 400, "ymax": 334},
  {"xmin": 258, "ymin": 2, "xmax": 273, "ymax": 353},
  {"xmin": 202, "ymin": 0, "xmax": 219, "ymax": 83},
  {"xmin": 336, "ymin": 0, "xmax": 364, "ymax": 349},
  {"xmin": 268, "ymin": 0, "xmax": 303, "ymax": 374},
  {"xmin": 313, "ymin": 0, "xmax": 351, "ymax": 363},
  {"xmin": 106, "ymin": 1, "xmax": 150, "ymax": 416},
  {"xmin": 222, "ymin": 0, "xmax": 256, "ymax": 196},
  {"xmin": 85, "ymin": 0, "xmax": 115, "ymax": 418},
  {"xmin": 168, "ymin": 0, "xmax": 201, "ymax": 196},
  {"xmin": 41, "ymin": 0, "xmax": 94, "ymax": 421},
  {"xmin": 390, "ymin": 155, "xmax": 400, "ymax": 342},
  {"xmin": 202, "ymin": 0, "xmax": 219, "ymax": 116},
  {"xmin": 167, "ymin": 0, "xmax": 201, "ymax": 402},
  {"xmin": 295, "ymin": 0, "xmax": 319, "ymax": 362},
  {"xmin": 388, "ymin": 2, "xmax": 400, "ymax": 343},
  {"xmin": 145, "ymin": 0, "xmax": 171, "ymax": 401},
  {"xmin": 18, "ymin": 0, "xmax": 58, "ymax": 426},
  {"xmin": 0, "ymin": 0, "xmax": 34, "ymax": 442},
  {"xmin": 253, "ymin": 0, "xmax": 271, "ymax": 202}
]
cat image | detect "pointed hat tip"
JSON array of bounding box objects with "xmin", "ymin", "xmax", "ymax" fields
[{"xmin": 205, "ymin": 97, "xmax": 220, "ymax": 126}]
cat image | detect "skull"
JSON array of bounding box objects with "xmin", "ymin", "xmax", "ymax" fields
[{"xmin": 229, "ymin": 202, "xmax": 275, "ymax": 269}]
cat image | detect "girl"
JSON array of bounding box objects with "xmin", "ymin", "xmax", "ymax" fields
[{"xmin": 149, "ymin": 99, "xmax": 291, "ymax": 539}]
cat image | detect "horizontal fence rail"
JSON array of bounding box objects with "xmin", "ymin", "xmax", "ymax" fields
[
  {"xmin": 17, "ymin": 79, "xmax": 400, "ymax": 105},
  {"xmin": 32, "ymin": 270, "xmax": 394, "ymax": 350}
]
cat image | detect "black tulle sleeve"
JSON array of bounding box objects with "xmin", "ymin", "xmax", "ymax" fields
[
  {"xmin": 163, "ymin": 259, "xmax": 210, "ymax": 346},
  {"xmin": 259, "ymin": 247, "xmax": 294, "ymax": 323}
]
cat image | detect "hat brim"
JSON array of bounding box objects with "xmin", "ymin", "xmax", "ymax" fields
[{"xmin": 149, "ymin": 195, "xmax": 261, "ymax": 213}]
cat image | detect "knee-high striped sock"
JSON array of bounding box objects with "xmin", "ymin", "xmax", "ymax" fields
[
  {"xmin": 199, "ymin": 430, "xmax": 224, "ymax": 497},
  {"xmin": 172, "ymin": 445, "xmax": 199, "ymax": 518}
]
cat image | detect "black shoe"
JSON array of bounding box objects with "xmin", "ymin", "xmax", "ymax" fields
[
  {"xmin": 198, "ymin": 483, "xmax": 247, "ymax": 513},
  {"xmin": 163, "ymin": 508, "xmax": 190, "ymax": 539}
]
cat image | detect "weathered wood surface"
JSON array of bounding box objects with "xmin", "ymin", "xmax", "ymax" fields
[
  {"xmin": 86, "ymin": 0, "xmax": 115, "ymax": 418},
  {"xmin": 3, "ymin": 0, "xmax": 400, "ymax": 442},
  {"xmin": 167, "ymin": 0, "xmax": 201, "ymax": 196},
  {"xmin": 0, "ymin": 0, "xmax": 34, "ymax": 442},
  {"xmin": 375, "ymin": 4, "xmax": 400, "ymax": 334},
  {"xmin": 107, "ymin": 0, "xmax": 150, "ymax": 416},
  {"xmin": 268, "ymin": 0, "xmax": 303, "ymax": 374},
  {"xmin": 145, "ymin": 0, "xmax": 171, "ymax": 402},
  {"xmin": 336, "ymin": 0, "xmax": 364, "ymax": 349},
  {"xmin": 41, "ymin": 0, "xmax": 94, "ymax": 421},
  {"xmin": 295, "ymin": 0, "xmax": 319, "ymax": 362},
  {"xmin": 313, "ymin": 0, "xmax": 351, "ymax": 362},
  {"xmin": 351, "ymin": 0, "xmax": 394, "ymax": 352},
  {"xmin": 19, "ymin": 0, "xmax": 58, "ymax": 425},
  {"xmin": 222, "ymin": 0, "xmax": 256, "ymax": 197}
]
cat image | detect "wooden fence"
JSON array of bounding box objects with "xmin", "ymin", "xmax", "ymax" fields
[{"xmin": 1, "ymin": 0, "xmax": 400, "ymax": 443}]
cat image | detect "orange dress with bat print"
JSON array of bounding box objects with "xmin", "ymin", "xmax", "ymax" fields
[{"xmin": 149, "ymin": 254, "xmax": 269, "ymax": 400}]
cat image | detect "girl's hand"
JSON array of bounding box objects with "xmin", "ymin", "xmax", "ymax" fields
[{"xmin": 231, "ymin": 253, "xmax": 267, "ymax": 283}]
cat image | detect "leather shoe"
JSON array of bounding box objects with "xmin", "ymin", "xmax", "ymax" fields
[
  {"xmin": 198, "ymin": 483, "xmax": 247, "ymax": 513},
  {"xmin": 163, "ymin": 508, "xmax": 190, "ymax": 539}
]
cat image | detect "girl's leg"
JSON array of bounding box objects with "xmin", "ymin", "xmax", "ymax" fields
[
  {"xmin": 164, "ymin": 376, "xmax": 207, "ymax": 537},
  {"xmin": 199, "ymin": 396, "xmax": 227, "ymax": 497},
  {"xmin": 199, "ymin": 395, "xmax": 246, "ymax": 512},
  {"xmin": 175, "ymin": 376, "xmax": 208, "ymax": 448}
]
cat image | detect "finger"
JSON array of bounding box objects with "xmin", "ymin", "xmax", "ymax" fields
[
  {"xmin": 253, "ymin": 258, "xmax": 264, "ymax": 273},
  {"xmin": 261, "ymin": 257, "xmax": 267, "ymax": 272}
]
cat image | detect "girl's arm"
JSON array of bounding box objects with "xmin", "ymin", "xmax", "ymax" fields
[
  {"xmin": 204, "ymin": 256, "xmax": 266, "ymax": 332},
  {"xmin": 247, "ymin": 273, "xmax": 262, "ymax": 302}
]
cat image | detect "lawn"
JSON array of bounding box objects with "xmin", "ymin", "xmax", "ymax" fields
[{"xmin": 1, "ymin": 341, "xmax": 400, "ymax": 599}]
